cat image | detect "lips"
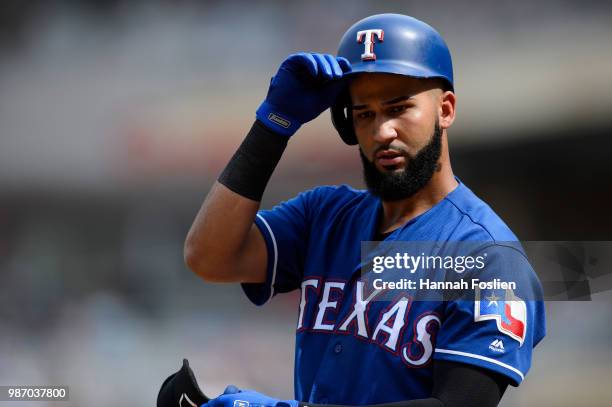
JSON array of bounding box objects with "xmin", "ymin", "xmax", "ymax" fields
[{"xmin": 375, "ymin": 149, "xmax": 405, "ymax": 167}]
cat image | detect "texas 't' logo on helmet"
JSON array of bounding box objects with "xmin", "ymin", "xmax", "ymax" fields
[{"xmin": 356, "ymin": 29, "xmax": 384, "ymax": 61}]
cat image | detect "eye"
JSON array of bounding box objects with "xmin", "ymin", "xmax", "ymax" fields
[
  {"xmin": 355, "ymin": 111, "xmax": 374, "ymax": 120},
  {"xmin": 388, "ymin": 105, "xmax": 408, "ymax": 114}
]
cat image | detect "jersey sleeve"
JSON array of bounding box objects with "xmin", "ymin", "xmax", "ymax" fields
[
  {"xmin": 434, "ymin": 244, "xmax": 546, "ymax": 386},
  {"xmin": 241, "ymin": 189, "xmax": 320, "ymax": 306}
]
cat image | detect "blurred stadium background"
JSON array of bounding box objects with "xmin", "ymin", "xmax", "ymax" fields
[{"xmin": 0, "ymin": 1, "xmax": 611, "ymax": 406}]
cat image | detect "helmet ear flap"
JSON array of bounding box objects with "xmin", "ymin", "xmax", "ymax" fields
[{"xmin": 331, "ymin": 91, "xmax": 358, "ymax": 146}]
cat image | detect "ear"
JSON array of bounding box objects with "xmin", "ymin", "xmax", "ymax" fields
[
  {"xmin": 331, "ymin": 90, "xmax": 358, "ymax": 145},
  {"xmin": 438, "ymin": 91, "xmax": 456, "ymax": 130}
]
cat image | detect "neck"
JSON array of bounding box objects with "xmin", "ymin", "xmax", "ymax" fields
[{"xmin": 378, "ymin": 135, "xmax": 458, "ymax": 234}]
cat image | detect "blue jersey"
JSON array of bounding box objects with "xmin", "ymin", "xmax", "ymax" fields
[{"xmin": 242, "ymin": 180, "xmax": 546, "ymax": 404}]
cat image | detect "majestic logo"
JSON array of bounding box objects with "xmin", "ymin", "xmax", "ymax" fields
[
  {"xmin": 475, "ymin": 288, "xmax": 527, "ymax": 346},
  {"xmin": 233, "ymin": 401, "xmax": 250, "ymax": 407},
  {"xmin": 489, "ymin": 339, "xmax": 505, "ymax": 353},
  {"xmin": 356, "ymin": 29, "xmax": 384, "ymax": 61}
]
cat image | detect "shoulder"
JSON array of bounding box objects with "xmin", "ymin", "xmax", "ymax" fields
[
  {"xmin": 298, "ymin": 184, "xmax": 369, "ymax": 210},
  {"xmin": 444, "ymin": 181, "xmax": 519, "ymax": 242},
  {"xmin": 303, "ymin": 184, "xmax": 366, "ymax": 200},
  {"xmin": 261, "ymin": 185, "xmax": 369, "ymax": 222},
  {"xmin": 442, "ymin": 182, "xmax": 539, "ymax": 286},
  {"xmin": 283, "ymin": 184, "xmax": 375, "ymax": 229}
]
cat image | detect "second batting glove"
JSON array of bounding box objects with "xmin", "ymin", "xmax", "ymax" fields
[
  {"xmin": 203, "ymin": 385, "xmax": 298, "ymax": 407},
  {"xmin": 157, "ymin": 359, "xmax": 209, "ymax": 407}
]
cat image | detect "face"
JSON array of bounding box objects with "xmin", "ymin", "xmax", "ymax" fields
[{"xmin": 349, "ymin": 73, "xmax": 453, "ymax": 201}]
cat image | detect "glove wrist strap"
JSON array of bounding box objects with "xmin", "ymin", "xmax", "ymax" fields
[{"xmin": 255, "ymin": 101, "xmax": 302, "ymax": 137}]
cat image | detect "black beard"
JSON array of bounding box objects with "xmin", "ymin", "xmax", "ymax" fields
[{"xmin": 360, "ymin": 122, "xmax": 443, "ymax": 201}]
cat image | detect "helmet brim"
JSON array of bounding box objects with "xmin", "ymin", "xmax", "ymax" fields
[{"xmin": 344, "ymin": 60, "xmax": 454, "ymax": 91}]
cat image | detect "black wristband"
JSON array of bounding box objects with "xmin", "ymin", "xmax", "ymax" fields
[{"xmin": 218, "ymin": 120, "xmax": 289, "ymax": 201}]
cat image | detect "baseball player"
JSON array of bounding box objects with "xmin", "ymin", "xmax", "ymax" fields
[{"xmin": 161, "ymin": 13, "xmax": 546, "ymax": 407}]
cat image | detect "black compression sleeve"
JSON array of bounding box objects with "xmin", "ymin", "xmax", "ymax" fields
[
  {"xmin": 217, "ymin": 120, "xmax": 288, "ymax": 201},
  {"xmin": 297, "ymin": 360, "xmax": 508, "ymax": 407},
  {"xmin": 300, "ymin": 400, "xmax": 443, "ymax": 407},
  {"xmin": 431, "ymin": 360, "xmax": 508, "ymax": 407}
]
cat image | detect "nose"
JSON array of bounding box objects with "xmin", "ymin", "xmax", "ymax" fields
[{"xmin": 373, "ymin": 118, "xmax": 398, "ymax": 144}]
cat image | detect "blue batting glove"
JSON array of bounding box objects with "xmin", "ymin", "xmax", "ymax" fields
[
  {"xmin": 256, "ymin": 52, "xmax": 351, "ymax": 137},
  {"xmin": 202, "ymin": 385, "xmax": 298, "ymax": 407}
]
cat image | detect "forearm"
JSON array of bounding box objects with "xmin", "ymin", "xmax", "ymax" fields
[
  {"xmin": 184, "ymin": 120, "xmax": 288, "ymax": 282},
  {"xmin": 185, "ymin": 181, "xmax": 260, "ymax": 280}
]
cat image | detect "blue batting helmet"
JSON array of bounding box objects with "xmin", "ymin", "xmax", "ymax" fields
[{"xmin": 331, "ymin": 14, "xmax": 454, "ymax": 145}]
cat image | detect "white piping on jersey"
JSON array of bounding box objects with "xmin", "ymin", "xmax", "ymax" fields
[
  {"xmin": 256, "ymin": 214, "xmax": 278, "ymax": 301},
  {"xmin": 435, "ymin": 348, "xmax": 525, "ymax": 381}
]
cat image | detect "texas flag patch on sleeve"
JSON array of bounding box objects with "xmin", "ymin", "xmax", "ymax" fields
[{"xmin": 475, "ymin": 288, "xmax": 527, "ymax": 346}]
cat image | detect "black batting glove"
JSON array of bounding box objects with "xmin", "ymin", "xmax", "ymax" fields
[{"xmin": 157, "ymin": 358, "xmax": 209, "ymax": 407}]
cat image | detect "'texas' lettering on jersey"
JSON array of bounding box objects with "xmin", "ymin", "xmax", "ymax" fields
[{"xmin": 296, "ymin": 278, "xmax": 441, "ymax": 367}]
